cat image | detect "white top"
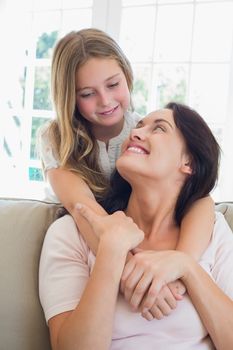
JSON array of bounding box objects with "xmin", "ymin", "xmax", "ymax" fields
[
  {"xmin": 38, "ymin": 111, "xmax": 141, "ymax": 202},
  {"xmin": 39, "ymin": 212, "xmax": 233, "ymax": 349}
]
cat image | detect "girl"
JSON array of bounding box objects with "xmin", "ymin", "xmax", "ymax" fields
[{"xmin": 39, "ymin": 28, "xmax": 215, "ymax": 316}]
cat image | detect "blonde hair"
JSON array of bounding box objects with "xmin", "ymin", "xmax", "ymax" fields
[{"xmin": 48, "ymin": 28, "xmax": 133, "ymax": 196}]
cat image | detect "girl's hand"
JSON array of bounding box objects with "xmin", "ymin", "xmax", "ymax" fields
[
  {"xmin": 120, "ymin": 250, "xmax": 188, "ymax": 319},
  {"xmin": 140, "ymin": 281, "xmax": 186, "ymax": 320},
  {"xmin": 76, "ymin": 203, "xmax": 144, "ymax": 253}
]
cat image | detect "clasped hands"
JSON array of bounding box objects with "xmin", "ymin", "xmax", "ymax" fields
[
  {"xmin": 120, "ymin": 249, "xmax": 185, "ymax": 320},
  {"xmin": 76, "ymin": 203, "xmax": 186, "ymax": 321}
]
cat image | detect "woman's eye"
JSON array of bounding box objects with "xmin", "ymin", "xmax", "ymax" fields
[
  {"xmin": 135, "ymin": 122, "xmax": 143, "ymax": 129},
  {"xmin": 154, "ymin": 125, "xmax": 165, "ymax": 132}
]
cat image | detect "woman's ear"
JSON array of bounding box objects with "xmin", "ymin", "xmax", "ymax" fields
[
  {"xmin": 181, "ymin": 155, "xmax": 193, "ymax": 175},
  {"xmin": 181, "ymin": 162, "xmax": 193, "ymax": 175}
]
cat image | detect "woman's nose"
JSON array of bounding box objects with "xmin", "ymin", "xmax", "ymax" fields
[{"xmin": 130, "ymin": 128, "xmax": 146, "ymax": 141}]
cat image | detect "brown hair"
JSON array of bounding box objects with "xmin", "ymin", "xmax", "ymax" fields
[{"xmin": 48, "ymin": 28, "xmax": 133, "ymax": 196}]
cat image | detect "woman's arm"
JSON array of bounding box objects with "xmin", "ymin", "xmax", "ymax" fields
[
  {"xmin": 47, "ymin": 168, "xmax": 105, "ymax": 253},
  {"xmin": 176, "ymin": 196, "xmax": 215, "ymax": 260},
  {"xmin": 48, "ymin": 206, "xmax": 144, "ymax": 350},
  {"xmin": 50, "ymin": 239, "xmax": 127, "ymax": 350},
  {"xmin": 183, "ymin": 257, "xmax": 233, "ymax": 350}
]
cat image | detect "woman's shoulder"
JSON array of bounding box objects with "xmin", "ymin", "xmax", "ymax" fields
[
  {"xmin": 44, "ymin": 214, "xmax": 91, "ymax": 260},
  {"xmin": 209, "ymin": 211, "xmax": 233, "ymax": 297},
  {"xmin": 199, "ymin": 211, "xmax": 233, "ymax": 272}
]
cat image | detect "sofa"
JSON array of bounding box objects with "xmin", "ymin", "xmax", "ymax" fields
[{"xmin": 0, "ymin": 198, "xmax": 233, "ymax": 350}]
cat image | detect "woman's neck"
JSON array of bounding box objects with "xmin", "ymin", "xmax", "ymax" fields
[{"xmin": 125, "ymin": 185, "xmax": 180, "ymax": 250}]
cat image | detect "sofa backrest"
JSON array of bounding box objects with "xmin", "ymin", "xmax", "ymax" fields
[
  {"xmin": 0, "ymin": 198, "xmax": 59, "ymax": 350},
  {"xmin": 215, "ymin": 202, "xmax": 233, "ymax": 231}
]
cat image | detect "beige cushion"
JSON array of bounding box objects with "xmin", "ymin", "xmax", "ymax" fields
[{"xmin": 0, "ymin": 198, "xmax": 59, "ymax": 350}]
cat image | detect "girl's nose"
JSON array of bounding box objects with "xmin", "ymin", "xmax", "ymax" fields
[{"xmin": 98, "ymin": 90, "xmax": 110, "ymax": 106}]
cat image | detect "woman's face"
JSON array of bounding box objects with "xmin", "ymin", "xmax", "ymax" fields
[{"xmin": 117, "ymin": 108, "xmax": 192, "ymax": 184}]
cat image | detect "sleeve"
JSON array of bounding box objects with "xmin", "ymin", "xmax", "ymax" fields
[
  {"xmin": 38, "ymin": 123, "xmax": 60, "ymax": 172},
  {"xmin": 39, "ymin": 215, "xmax": 91, "ymax": 323},
  {"xmin": 211, "ymin": 212, "xmax": 233, "ymax": 298},
  {"xmin": 129, "ymin": 110, "xmax": 142, "ymax": 125}
]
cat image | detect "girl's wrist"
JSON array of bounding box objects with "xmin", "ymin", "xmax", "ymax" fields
[{"xmin": 98, "ymin": 235, "xmax": 129, "ymax": 260}]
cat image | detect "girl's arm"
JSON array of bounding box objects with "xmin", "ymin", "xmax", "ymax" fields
[
  {"xmin": 47, "ymin": 167, "xmax": 105, "ymax": 253},
  {"xmin": 48, "ymin": 206, "xmax": 144, "ymax": 350},
  {"xmin": 120, "ymin": 196, "xmax": 215, "ymax": 319},
  {"xmin": 176, "ymin": 196, "xmax": 215, "ymax": 260}
]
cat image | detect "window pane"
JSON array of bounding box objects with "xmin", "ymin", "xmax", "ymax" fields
[
  {"xmin": 36, "ymin": 31, "xmax": 58, "ymax": 59},
  {"xmin": 154, "ymin": 4, "xmax": 193, "ymax": 61},
  {"xmin": 120, "ymin": 6, "xmax": 156, "ymax": 61},
  {"xmin": 5, "ymin": 0, "xmax": 33, "ymax": 11},
  {"xmin": 192, "ymin": 2, "xmax": 233, "ymax": 61},
  {"xmin": 3, "ymin": 114, "xmax": 22, "ymax": 161},
  {"xmin": 3, "ymin": 66, "xmax": 27, "ymax": 110},
  {"xmin": 33, "ymin": 67, "xmax": 52, "ymax": 110},
  {"xmin": 122, "ymin": 0, "xmax": 156, "ymax": 5},
  {"xmin": 33, "ymin": 0, "xmax": 62, "ymax": 10},
  {"xmin": 132, "ymin": 64, "xmax": 151, "ymax": 115},
  {"xmin": 62, "ymin": 0, "xmax": 93, "ymax": 8},
  {"xmin": 158, "ymin": 0, "xmax": 193, "ymax": 3},
  {"xmin": 61, "ymin": 9, "xmax": 92, "ymax": 35},
  {"xmin": 29, "ymin": 167, "xmax": 44, "ymax": 181},
  {"xmin": 30, "ymin": 117, "xmax": 49, "ymax": 160},
  {"xmin": 189, "ymin": 64, "xmax": 230, "ymax": 124},
  {"xmin": 33, "ymin": 11, "xmax": 61, "ymax": 35},
  {"xmin": 1, "ymin": 11, "xmax": 30, "ymax": 110},
  {"xmin": 153, "ymin": 64, "xmax": 188, "ymax": 108}
]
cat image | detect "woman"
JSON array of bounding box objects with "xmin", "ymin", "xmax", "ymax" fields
[{"xmin": 39, "ymin": 102, "xmax": 233, "ymax": 349}]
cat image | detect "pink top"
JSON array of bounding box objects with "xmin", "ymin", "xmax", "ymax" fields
[{"xmin": 39, "ymin": 212, "xmax": 233, "ymax": 349}]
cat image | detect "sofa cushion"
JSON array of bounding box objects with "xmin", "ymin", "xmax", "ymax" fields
[{"xmin": 0, "ymin": 198, "xmax": 59, "ymax": 350}]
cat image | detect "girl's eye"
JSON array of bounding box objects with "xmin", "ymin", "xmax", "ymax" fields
[
  {"xmin": 108, "ymin": 82, "xmax": 119, "ymax": 88},
  {"xmin": 80, "ymin": 92, "xmax": 94, "ymax": 98}
]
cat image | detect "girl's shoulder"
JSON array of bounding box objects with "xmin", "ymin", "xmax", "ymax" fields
[{"xmin": 125, "ymin": 110, "xmax": 142, "ymax": 125}]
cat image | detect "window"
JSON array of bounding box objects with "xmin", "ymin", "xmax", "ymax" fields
[
  {"xmin": 1, "ymin": 0, "xmax": 233, "ymax": 201},
  {"xmin": 0, "ymin": 0, "xmax": 93, "ymax": 199}
]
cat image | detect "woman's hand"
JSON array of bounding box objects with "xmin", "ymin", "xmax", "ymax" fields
[
  {"xmin": 76, "ymin": 203, "xmax": 144, "ymax": 253},
  {"xmin": 120, "ymin": 249, "xmax": 188, "ymax": 319}
]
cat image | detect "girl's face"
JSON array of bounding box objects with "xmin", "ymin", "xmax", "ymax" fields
[
  {"xmin": 117, "ymin": 108, "xmax": 192, "ymax": 183},
  {"xmin": 75, "ymin": 57, "xmax": 130, "ymax": 138}
]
